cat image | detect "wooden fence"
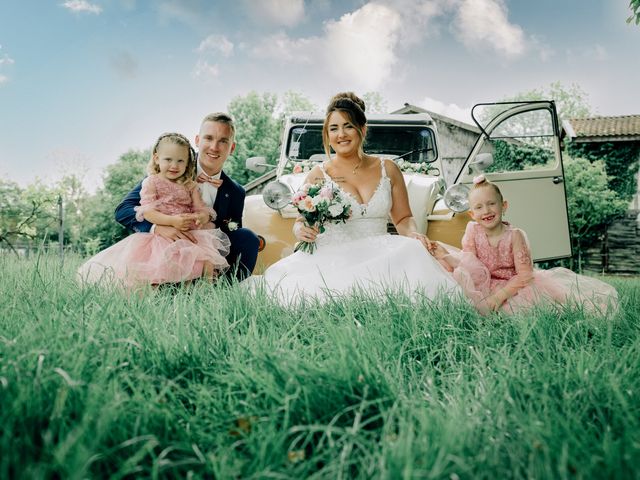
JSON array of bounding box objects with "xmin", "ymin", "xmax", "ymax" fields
[{"xmin": 583, "ymin": 210, "xmax": 640, "ymax": 275}]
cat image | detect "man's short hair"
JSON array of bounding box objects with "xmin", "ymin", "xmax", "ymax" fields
[{"xmin": 201, "ymin": 112, "xmax": 236, "ymax": 140}]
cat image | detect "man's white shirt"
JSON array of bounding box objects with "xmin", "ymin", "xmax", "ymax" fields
[{"xmin": 197, "ymin": 165, "xmax": 221, "ymax": 208}]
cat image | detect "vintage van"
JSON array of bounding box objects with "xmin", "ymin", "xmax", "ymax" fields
[{"xmin": 243, "ymin": 101, "xmax": 571, "ymax": 272}]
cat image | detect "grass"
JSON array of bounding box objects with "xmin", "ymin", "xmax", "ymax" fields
[{"xmin": 0, "ymin": 252, "xmax": 639, "ymax": 479}]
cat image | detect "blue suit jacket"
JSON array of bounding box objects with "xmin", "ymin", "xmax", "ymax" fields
[{"xmin": 114, "ymin": 170, "xmax": 245, "ymax": 235}]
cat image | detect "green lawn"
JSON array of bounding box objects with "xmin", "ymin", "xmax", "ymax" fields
[{"xmin": 1, "ymin": 253, "xmax": 638, "ymax": 479}]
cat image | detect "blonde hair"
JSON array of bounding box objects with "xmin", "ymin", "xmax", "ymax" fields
[
  {"xmin": 146, "ymin": 133, "xmax": 196, "ymax": 185},
  {"xmin": 322, "ymin": 92, "xmax": 367, "ymax": 160},
  {"xmin": 470, "ymin": 175, "xmax": 504, "ymax": 202}
]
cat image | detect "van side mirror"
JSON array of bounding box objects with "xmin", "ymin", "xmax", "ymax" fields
[
  {"xmin": 246, "ymin": 156, "xmax": 275, "ymax": 173},
  {"xmin": 468, "ymin": 153, "xmax": 493, "ymax": 174}
]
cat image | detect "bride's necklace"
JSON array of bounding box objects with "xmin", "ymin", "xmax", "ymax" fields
[{"xmin": 351, "ymin": 157, "xmax": 363, "ymax": 175}]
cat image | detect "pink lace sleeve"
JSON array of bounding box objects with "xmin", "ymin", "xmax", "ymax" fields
[
  {"xmin": 134, "ymin": 176, "xmax": 163, "ymax": 222},
  {"xmin": 190, "ymin": 184, "xmax": 216, "ymax": 221},
  {"xmin": 461, "ymin": 222, "xmax": 477, "ymax": 255},
  {"xmin": 503, "ymin": 229, "xmax": 534, "ymax": 296}
]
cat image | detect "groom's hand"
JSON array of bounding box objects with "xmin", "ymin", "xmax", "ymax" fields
[{"xmin": 154, "ymin": 225, "xmax": 197, "ymax": 243}]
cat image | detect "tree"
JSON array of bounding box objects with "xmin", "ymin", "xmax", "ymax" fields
[
  {"xmin": 499, "ymin": 81, "xmax": 592, "ymax": 122},
  {"xmin": 226, "ymin": 90, "xmax": 316, "ymax": 185},
  {"xmin": 567, "ymin": 142, "xmax": 640, "ymax": 201},
  {"xmin": 0, "ymin": 179, "xmax": 58, "ymax": 253},
  {"xmin": 78, "ymin": 149, "xmax": 149, "ymax": 251},
  {"xmin": 628, "ymin": 0, "xmax": 640, "ymax": 24},
  {"xmin": 563, "ymin": 156, "xmax": 627, "ymax": 270},
  {"xmin": 362, "ymin": 91, "xmax": 388, "ymax": 114}
]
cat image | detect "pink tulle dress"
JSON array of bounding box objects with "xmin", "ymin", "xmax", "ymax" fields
[
  {"xmin": 77, "ymin": 175, "xmax": 230, "ymax": 287},
  {"xmin": 442, "ymin": 222, "xmax": 618, "ymax": 315}
]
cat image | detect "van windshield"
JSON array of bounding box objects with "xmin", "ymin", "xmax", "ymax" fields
[{"xmin": 286, "ymin": 124, "xmax": 437, "ymax": 164}]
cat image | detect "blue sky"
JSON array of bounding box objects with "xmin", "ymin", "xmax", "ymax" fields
[{"xmin": 1, "ymin": 0, "xmax": 638, "ymax": 191}]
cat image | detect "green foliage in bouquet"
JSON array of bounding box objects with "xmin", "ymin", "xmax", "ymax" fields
[{"xmin": 291, "ymin": 182, "xmax": 352, "ymax": 253}]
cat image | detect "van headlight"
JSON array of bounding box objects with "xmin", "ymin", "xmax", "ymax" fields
[
  {"xmin": 443, "ymin": 184, "xmax": 470, "ymax": 213},
  {"xmin": 263, "ymin": 181, "xmax": 292, "ymax": 210}
]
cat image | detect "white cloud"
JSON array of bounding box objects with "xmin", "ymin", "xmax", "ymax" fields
[
  {"xmin": 0, "ymin": 74, "xmax": 8, "ymax": 86},
  {"xmin": 251, "ymin": 31, "xmax": 318, "ymax": 63},
  {"xmin": 61, "ymin": 0, "xmax": 103, "ymax": 14},
  {"xmin": 197, "ymin": 35, "xmax": 234, "ymax": 57},
  {"xmin": 420, "ymin": 96, "xmax": 473, "ymax": 124},
  {"xmin": 324, "ymin": 3, "xmax": 402, "ymax": 91},
  {"xmin": 452, "ymin": 0, "xmax": 525, "ymax": 59},
  {"xmin": 0, "ymin": 54, "xmax": 15, "ymax": 66},
  {"xmin": 192, "ymin": 60, "xmax": 220, "ymax": 81},
  {"xmin": 529, "ymin": 34, "xmax": 555, "ymax": 62},
  {"xmin": 243, "ymin": 0, "xmax": 305, "ymax": 27},
  {"xmin": 381, "ymin": 0, "xmax": 452, "ymax": 44}
]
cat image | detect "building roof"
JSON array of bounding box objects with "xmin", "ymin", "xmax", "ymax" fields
[
  {"xmin": 563, "ymin": 115, "xmax": 640, "ymax": 143},
  {"xmin": 391, "ymin": 103, "xmax": 479, "ymax": 133}
]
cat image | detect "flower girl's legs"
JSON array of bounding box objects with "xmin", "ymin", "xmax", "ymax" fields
[{"xmin": 202, "ymin": 261, "xmax": 219, "ymax": 282}]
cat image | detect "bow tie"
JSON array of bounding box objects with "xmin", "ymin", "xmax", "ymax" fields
[{"xmin": 197, "ymin": 173, "xmax": 223, "ymax": 188}]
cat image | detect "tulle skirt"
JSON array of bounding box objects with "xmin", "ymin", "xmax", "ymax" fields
[
  {"xmin": 244, "ymin": 234, "xmax": 462, "ymax": 306},
  {"xmin": 451, "ymin": 252, "xmax": 618, "ymax": 315},
  {"xmin": 77, "ymin": 229, "xmax": 230, "ymax": 287}
]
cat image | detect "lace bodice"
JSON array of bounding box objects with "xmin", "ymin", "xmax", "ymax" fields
[
  {"xmin": 462, "ymin": 222, "xmax": 532, "ymax": 281},
  {"xmin": 316, "ymin": 160, "xmax": 391, "ymax": 246},
  {"xmin": 134, "ymin": 175, "xmax": 214, "ymax": 222}
]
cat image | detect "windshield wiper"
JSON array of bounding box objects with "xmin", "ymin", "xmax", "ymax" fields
[{"xmin": 392, "ymin": 147, "xmax": 436, "ymax": 163}]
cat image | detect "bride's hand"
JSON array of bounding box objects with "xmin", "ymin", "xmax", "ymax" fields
[{"xmin": 293, "ymin": 221, "xmax": 319, "ymax": 243}]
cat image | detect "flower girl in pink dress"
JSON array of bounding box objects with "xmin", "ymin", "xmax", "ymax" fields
[
  {"xmin": 78, "ymin": 133, "xmax": 230, "ymax": 287},
  {"xmin": 431, "ymin": 175, "xmax": 618, "ymax": 315}
]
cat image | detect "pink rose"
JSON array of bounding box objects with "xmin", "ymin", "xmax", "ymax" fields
[
  {"xmin": 292, "ymin": 191, "xmax": 306, "ymax": 204},
  {"xmin": 319, "ymin": 186, "xmax": 333, "ymax": 199},
  {"xmin": 302, "ymin": 196, "xmax": 316, "ymax": 212},
  {"xmin": 293, "ymin": 164, "xmax": 303, "ymax": 174}
]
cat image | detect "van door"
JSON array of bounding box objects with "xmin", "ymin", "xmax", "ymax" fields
[{"xmin": 457, "ymin": 101, "xmax": 572, "ymax": 262}]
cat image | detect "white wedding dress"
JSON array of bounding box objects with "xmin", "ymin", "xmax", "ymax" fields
[{"xmin": 246, "ymin": 160, "xmax": 462, "ymax": 306}]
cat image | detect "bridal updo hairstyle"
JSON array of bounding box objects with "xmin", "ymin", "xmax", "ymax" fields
[{"xmin": 322, "ymin": 92, "xmax": 368, "ymax": 160}]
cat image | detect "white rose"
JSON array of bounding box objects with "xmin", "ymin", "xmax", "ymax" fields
[{"xmin": 328, "ymin": 203, "xmax": 345, "ymax": 217}]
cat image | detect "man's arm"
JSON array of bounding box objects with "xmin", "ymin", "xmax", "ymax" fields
[{"xmin": 114, "ymin": 181, "xmax": 153, "ymax": 233}]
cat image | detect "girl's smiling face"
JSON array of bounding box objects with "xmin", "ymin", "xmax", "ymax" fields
[
  {"xmin": 468, "ymin": 185, "xmax": 508, "ymax": 232},
  {"xmin": 154, "ymin": 142, "xmax": 189, "ymax": 181}
]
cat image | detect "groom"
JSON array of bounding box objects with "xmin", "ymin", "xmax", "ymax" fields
[{"xmin": 115, "ymin": 112, "xmax": 259, "ymax": 280}]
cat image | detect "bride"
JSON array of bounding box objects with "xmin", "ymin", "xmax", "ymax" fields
[{"xmin": 246, "ymin": 92, "xmax": 461, "ymax": 305}]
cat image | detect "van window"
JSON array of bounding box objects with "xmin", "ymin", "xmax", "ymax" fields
[{"xmin": 286, "ymin": 125, "xmax": 437, "ymax": 164}]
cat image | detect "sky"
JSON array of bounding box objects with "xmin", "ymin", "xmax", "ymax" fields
[{"xmin": 1, "ymin": 0, "xmax": 639, "ymax": 192}]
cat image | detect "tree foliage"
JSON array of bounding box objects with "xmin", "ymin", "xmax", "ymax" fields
[
  {"xmin": 563, "ymin": 156, "xmax": 627, "ymax": 268},
  {"xmin": 500, "ymin": 81, "xmax": 592, "ymax": 121},
  {"xmin": 0, "ymin": 179, "xmax": 66, "ymax": 253},
  {"xmin": 567, "ymin": 142, "xmax": 640, "ymax": 201},
  {"xmin": 362, "ymin": 91, "xmax": 388, "ymax": 114},
  {"xmin": 226, "ymin": 90, "xmax": 315, "ymax": 185},
  {"xmin": 628, "ymin": 0, "xmax": 640, "ymax": 24},
  {"xmin": 79, "ymin": 149, "xmax": 149, "ymax": 250}
]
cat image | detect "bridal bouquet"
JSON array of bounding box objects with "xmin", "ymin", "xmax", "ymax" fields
[{"xmin": 291, "ymin": 182, "xmax": 352, "ymax": 253}]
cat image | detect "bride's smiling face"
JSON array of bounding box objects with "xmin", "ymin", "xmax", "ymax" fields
[{"xmin": 327, "ymin": 111, "xmax": 364, "ymax": 156}]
